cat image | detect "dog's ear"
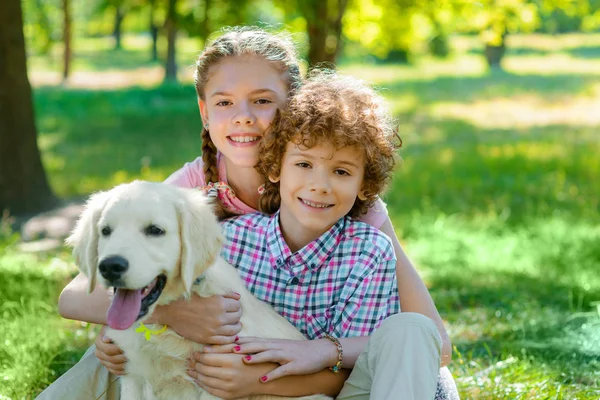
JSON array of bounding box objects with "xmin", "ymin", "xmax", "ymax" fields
[
  {"xmin": 177, "ymin": 189, "xmax": 224, "ymax": 297},
  {"xmin": 66, "ymin": 190, "xmax": 109, "ymax": 293}
]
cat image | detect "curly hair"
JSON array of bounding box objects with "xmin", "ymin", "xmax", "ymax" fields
[{"xmin": 256, "ymin": 70, "xmax": 402, "ymax": 218}]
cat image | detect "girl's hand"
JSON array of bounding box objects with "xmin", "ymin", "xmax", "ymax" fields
[
  {"xmin": 94, "ymin": 326, "xmax": 128, "ymax": 375},
  {"xmin": 153, "ymin": 292, "xmax": 242, "ymax": 345},
  {"xmin": 230, "ymin": 337, "xmax": 337, "ymax": 382},
  {"xmin": 187, "ymin": 352, "xmax": 274, "ymax": 399}
]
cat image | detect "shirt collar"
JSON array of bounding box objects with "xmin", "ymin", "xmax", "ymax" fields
[{"xmin": 267, "ymin": 210, "xmax": 346, "ymax": 272}]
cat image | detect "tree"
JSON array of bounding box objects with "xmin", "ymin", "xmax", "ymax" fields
[
  {"xmin": 62, "ymin": 0, "xmax": 72, "ymax": 81},
  {"xmin": 298, "ymin": 0, "xmax": 350, "ymax": 67},
  {"xmin": 343, "ymin": 0, "xmax": 418, "ymax": 62},
  {"xmin": 0, "ymin": 0, "xmax": 58, "ymax": 215},
  {"xmin": 149, "ymin": 0, "xmax": 159, "ymax": 61},
  {"xmin": 114, "ymin": 1, "xmax": 125, "ymax": 50},
  {"xmin": 164, "ymin": 0, "xmax": 178, "ymax": 82}
]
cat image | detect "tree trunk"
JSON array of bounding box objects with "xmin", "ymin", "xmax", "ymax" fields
[
  {"xmin": 0, "ymin": 0, "xmax": 58, "ymax": 215},
  {"xmin": 62, "ymin": 0, "xmax": 71, "ymax": 81},
  {"xmin": 114, "ymin": 5, "xmax": 124, "ymax": 50},
  {"xmin": 149, "ymin": 0, "xmax": 158, "ymax": 62},
  {"xmin": 305, "ymin": 0, "xmax": 328, "ymax": 68},
  {"xmin": 199, "ymin": 0, "xmax": 211, "ymax": 40},
  {"xmin": 33, "ymin": 0, "xmax": 54, "ymax": 55},
  {"xmin": 484, "ymin": 34, "xmax": 507, "ymax": 69},
  {"xmin": 164, "ymin": 0, "xmax": 178, "ymax": 82},
  {"xmin": 301, "ymin": 0, "xmax": 349, "ymax": 69}
]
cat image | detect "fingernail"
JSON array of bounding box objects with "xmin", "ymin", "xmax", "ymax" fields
[
  {"xmin": 235, "ymin": 336, "xmax": 239, "ymax": 341},
  {"xmin": 234, "ymin": 292, "xmax": 241, "ymax": 296},
  {"xmin": 260, "ymin": 376, "xmax": 267, "ymax": 382},
  {"xmin": 234, "ymin": 346, "xmax": 241, "ymax": 352},
  {"xmin": 245, "ymin": 355, "xmax": 252, "ymax": 361},
  {"xmin": 203, "ymin": 346, "xmax": 211, "ymax": 352}
]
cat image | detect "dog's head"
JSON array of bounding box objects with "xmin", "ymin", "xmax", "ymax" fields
[{"xmin": 67, "ymin": 181, "xmax": 223, "ymax": 330}]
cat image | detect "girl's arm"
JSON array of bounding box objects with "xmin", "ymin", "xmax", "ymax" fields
[
  {"xmin": 58, "ymin": 273, "xmax": 112, "ymax": 324},
  {"xmin": 58, "ymin": 272, "xmax": 243, "ymax": 344},
  {"xmin": 189, "ymin": 350, "xmax": 351, "ymax": 398},
  {"xmin": 196, "ymin": 335, "xmax": 369, "ymax": 382},
  {"xmin": 379, "ymin": 218, "xmax": 452, "ymax": 367}
]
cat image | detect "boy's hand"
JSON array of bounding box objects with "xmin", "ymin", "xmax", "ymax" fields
[
  {"xmin": 95, "ymin": 326, "xmax": 128, "ymax": 375},
  {"xmin": 153, "ymin": 292, "xmax": 242, "ymax": 345}
]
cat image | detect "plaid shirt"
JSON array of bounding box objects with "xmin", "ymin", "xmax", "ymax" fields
[{"xmin": 220, "ymin": 211, "xmax": 400, "ymax": 340}]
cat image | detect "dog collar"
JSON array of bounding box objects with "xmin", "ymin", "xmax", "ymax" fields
[{"xmin": 136, "ymin": 322, "xmax": 168, "ymax": 341}]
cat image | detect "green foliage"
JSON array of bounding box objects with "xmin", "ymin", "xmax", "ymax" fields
[
  {"xmin": 0, "ymin": 242, "xmax": 95, "ymax": 398},
  {"xmin": 343, "ymin": 0, "xmax": 417, "ymax": 59}
]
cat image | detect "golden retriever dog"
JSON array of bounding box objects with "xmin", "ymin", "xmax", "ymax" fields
[{"xmin": 68, "ymin": 181, "xmax": 331, "ymax": 400}]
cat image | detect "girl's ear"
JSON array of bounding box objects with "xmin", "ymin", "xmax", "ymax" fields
[
  {"xmin": 198, "ymin": 98, "xmax": 209, "ymax": 125},
  {"xmin": 269, "ymin": 175, "xmax": 280, "ymax": 183},
  {"xmin": 358, "ymin": 189, "xmax": 367, "ymax": 201}
]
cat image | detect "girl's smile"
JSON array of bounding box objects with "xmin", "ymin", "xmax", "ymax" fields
[
  {"xmin": 198, "ymin": 55, "xmax": 288, "ymax": 169},
  {"xmin": 227, "ymin": 133, "xmax": 262, "ymax": 147}
]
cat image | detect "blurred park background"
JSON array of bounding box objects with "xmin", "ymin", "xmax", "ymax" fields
[{"xmin": 1, "ymin": 0, "xmax": 600, "ymax": 398}]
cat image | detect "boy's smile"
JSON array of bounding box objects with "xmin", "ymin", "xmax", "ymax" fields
[{"xmin": 275, "ymin": 141, "xmax": 366, "ymax": 252}]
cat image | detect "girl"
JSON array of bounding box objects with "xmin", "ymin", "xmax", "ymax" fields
[
  {"xmin": 187, "ymin": 71, "xmax": 445, "ymax": 399},
  {"xmin": 44, "ymin": 27, "xmax": 456, "ymax": 399}
]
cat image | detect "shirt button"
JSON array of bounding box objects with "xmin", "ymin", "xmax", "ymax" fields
[
  {"xmin": 289, "ymin": 276, "xmax": 299, "ymax": 285},
  {"xmin": 276, "ymin": 258, "xmax": 284, "ymax": 266}
]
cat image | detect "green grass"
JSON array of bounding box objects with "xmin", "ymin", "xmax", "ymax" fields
[{"xmin": 1, "ymin": 33, "xmax": 599, "ymax": 399}]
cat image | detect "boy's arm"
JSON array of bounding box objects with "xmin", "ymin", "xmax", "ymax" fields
[{"xmin": 380, "ymin": 218, "xmax": 452, "ymax": 367}]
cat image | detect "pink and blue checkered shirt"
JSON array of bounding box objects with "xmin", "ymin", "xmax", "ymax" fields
[{"xmin": 220, "ymin": 211, "xmax": 400, "ymax": 340}]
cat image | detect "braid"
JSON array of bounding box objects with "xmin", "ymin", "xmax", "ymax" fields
[
  {"xmin": 200, "ymin": 127, "xmax": 233, "ymax": 220},
  {"xmin": 194, "ymin": 27, "xmax": 301, "ymax": 219},
  {"xmin": 258, "ymin": 180, "xmax": 281, "ymax": 215},
  {"xmin": 201, "ymin": 127, "xmax": 219, "ymax": 184}
]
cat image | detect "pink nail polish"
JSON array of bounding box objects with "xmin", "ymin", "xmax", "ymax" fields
[
  {"xmin": 261, "ymin": 376, "xmax": 267, "ymax": 382},
  {"xmin": 245, "ymin": 355, "xmax": 252, "ymax": 361},
  {"xmin": 235, "ymin": 335, "xmax": 239, "ymax": 342},
  {"xmin": 234, "ymin": 346, "xmax": 241, "ymax": 352}
]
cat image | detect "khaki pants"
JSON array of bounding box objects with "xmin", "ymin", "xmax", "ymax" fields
[
  {"xmin": 38, "ymin": 313, "xmax": 451, "ymax": 400},
  {"xmin": 37, "ymin": 345, "xmax": 121, "ymax": 400},
  {"xmin": 337, "ymin": 313, "xmax": 443, "ymax": 400}
]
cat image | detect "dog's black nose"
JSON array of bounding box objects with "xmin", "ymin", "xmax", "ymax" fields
[{"xmin": 99, "ymin": 256, "xmax": 129, "ymax": 281}]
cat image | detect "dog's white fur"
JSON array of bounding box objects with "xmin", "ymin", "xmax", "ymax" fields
[{"xmin": 68, "ymin": 181, "xmax": 331, "ymax": 400}]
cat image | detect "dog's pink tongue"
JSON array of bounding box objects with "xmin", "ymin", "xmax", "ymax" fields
[{"xmin": 106, "ymin": 288, "xmax": 142, "ymax": 330}]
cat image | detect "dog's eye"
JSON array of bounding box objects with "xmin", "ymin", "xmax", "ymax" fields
[
  {"xmin": 101, "ymin": 226, "xmax": 112, "ymax": 236},
  {"xmin": 145, "ymin": 224, "xmax": 165, "ymax": 236}
]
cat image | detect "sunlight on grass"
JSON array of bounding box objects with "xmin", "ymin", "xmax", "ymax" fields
[
  {"xmin": 504, "ymin": 53, "xmax": 600, "ymax": 75},
  {"xmin": 430, "ymin": 88, "xmax": 600, "ymax": 128},
  {"xmin": 0, "ymin": 237, "xmax": 97, "ymax": 398}
]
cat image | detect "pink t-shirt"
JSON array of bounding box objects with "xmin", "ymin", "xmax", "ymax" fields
[{"xmin": 164, "ymin": 155, "xmax": 389, "ymax": 228}]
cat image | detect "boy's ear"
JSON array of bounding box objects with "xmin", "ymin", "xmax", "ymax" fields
[
  {"xmin": 198, "ymin": 98, "xmax": 208, "ymax": 125},
  {"xmin": 269, "ymin": 175, "xmax": 280, "ymax": 183},
  {"xmin": 358, "ymin": 189, "xmax": 367, "ymax": 201}
]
